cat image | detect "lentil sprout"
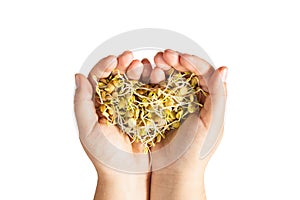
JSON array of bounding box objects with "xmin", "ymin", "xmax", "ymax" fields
[{"xmin": 94, "ymin": 68, "xmax": 208, "ymax": 153}]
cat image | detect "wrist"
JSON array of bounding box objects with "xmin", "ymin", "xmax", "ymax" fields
[
  {"xmin": 151, "ymin": 168, "xmax": 206, "ymax": 200},
  {"xmin": 98, "ymin": 170, "xmax": 150, "ymax": 185},
  {"xmin": 95, "ymin": 171, "xmax": 150, "ymax": 200}
]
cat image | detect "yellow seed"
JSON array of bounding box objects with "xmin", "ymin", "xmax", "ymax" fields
[
  {"xmin": 137, "ymin": 89, "xmax": 146, "ymax": 95},
  {"xmin": 107, "ymin": 107, "xmax": 114, "ymax": 115},
  {"xmin": 158, "ymin": 118, "xmax": 166, "ymax": 126},
  {"xmin": 164, "ymin": 109, "xmax": 171, "ymax": 116},
  {"xmin": 130, "ymin": 95, "xmax": 135, "ymax": 102},
  {"xmin": 170, "ymin": 111, "xmax": 176, "ymax": 119},
  {"xmin": 119, "ymin": 110, "xmax": 126, "ymax": 115},
  {"xmin": 148, "ymin": 91, "xmax": 153, "ymax": 98},
  {"xmin": 112, "ymin": 92, "xmax": 118, "ymax": 98},
  {"xmin": 104, "ymin": 83, "xmax": 115, "ymax": 93},
  {"xmin": 142, "ymin": 98, "xmax": 149, "ymax": 107},
  {"xmin": 127, "ymin": 110, "xmax": 134, "ymax": 118},
  {"xmin": 106, "ymin": 95, "xmax": 112, "ymax": 101},
  {"xmin": 99, "ymin": 104, "xmax": 106, "ymax": 112},
  {"xmin": 180, "ymin": 87, "xmax": 188, "ymax": 95},
  {"xmin": 128, "ymin": 118, "xmax": 136, "ymax": 128},
  {"xmin": 164, "ymin": 98, "xmax": 173, "ymax": 107},
  {"xmin": 146, "ymin": 105, "xmax": 153, "ymax": 111},
  {"xmin": 119, "ymin": 98, "xmax": 126, "ymax": 109},
  {"xmin": 145, "ymin": 120, "xmax": 152, "ymax": 127},
  {"xmin": 101, "ymin": 91, "xmax": 106, "ymax": 101},
  {"xmin": 153, "ymin": 115, "xmax": 161, "ymax": 122},
  {"xmin": 98, "ymin": 82, "xmax": 105, "ymax": 87},
  {"xmin": 156, "ymin": 134, "xmax": 162, "ymax": 143},
  {"xmin": 174, "ymin": 94, "xmax": 182, "ymax": 101},
  {"xmin": 176, "ymin": 110, "xmax": 183, "ymax": 119},
  {"xmin": 147, "ymin": 112, "xmax": 152, "ymax": 118},
  {"xmin": 151, "ymin": 141, "xmax": 155, "ymax": 147},
  {"xmin": 100, "ymin": 78, "xmax": 107, "ymax": 83},
  {"xmin": 172, "ymin": 121, "xmax": 180, "ymax": 128},
  {"xmin": 140, "ymin": 130, "xmax": 146, "ymax": 136},
  {"xmin": 124, "ymin": 127, "xmax": 130, "ymax": 133},
  {"xmin": 111, "ymin": 79, "xmax": 120, "ymax": 87},
  {"xmin": 188, "ymin": 104, "xmax": 196, "ymax": 113},
  {"xmin": 114, "ymin": 74, "xmax": 121, "ymax": 79},
  {"xmin": 191, "ymin": 77, "xmax": 199, "ymax": 87}
]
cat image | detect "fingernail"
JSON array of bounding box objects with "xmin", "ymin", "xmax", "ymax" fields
[
  {"xmin": 165, "ymin": 49, "xmax": 175, "ymax": 53},
  {"xmin": 166, "ymin": 49, "xmax": 178, "ymax": 56},
  {"xmin": 221, "ymin": 67, "xmax": 228, "ymax": 82},
  {"xmin": 75, "ymin": 74, "xmax": 80, "ymax": 88},
  {"xmin": 127, "ymin": 62, "xmax": 143, "ymax": 74},
  {"xmin": 150, "ymin": 67, "xmax": 165, "ymax": 83},
  {"xmin": 141, "ymin": 58, "xmax": 150, "ymax": 64}
]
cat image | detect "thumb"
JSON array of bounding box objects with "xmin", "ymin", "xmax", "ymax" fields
[
  {"xmin": 74, "ymin": 74, "xmax": 98, "ymax": 139},
  {"xmin": 200, "ymin": 67, "xmax": 227, "ymax": 125},
  {"xmin": 199, "ymin": 67, "xmax": 227, "ymax": 159}
]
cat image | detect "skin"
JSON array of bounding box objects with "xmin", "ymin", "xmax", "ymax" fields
[
  {"xmin": 150, "ymin": 50, "xmax": 227, "ymax": 200},
  {"xmin": 75, "ymin": 52, "xmax": 151, "ymax": 200},
  {"xmin": 74, "ymin": 50, "xmax": 227, "ymax": 200}
]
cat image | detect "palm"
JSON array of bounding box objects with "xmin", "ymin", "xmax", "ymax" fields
[
  {"xmin": 76, "ymin": 52, "xmax": 154, "ymax": 174},
  {"xmin": 150, "ymin": 50, "xmax": 226, "ymax": 172}
]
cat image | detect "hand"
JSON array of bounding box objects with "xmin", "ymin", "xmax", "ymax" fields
[
  {"xmin": 149, "ymin": 49, "xmax": 227, "ymax": 200},
  {"xmin": 74, "ymin": 49, "xmax": 227, "ymax": 200},
  {"xmin": 74, "ymin": 51, "xmax": 152, "ymax": 200}
]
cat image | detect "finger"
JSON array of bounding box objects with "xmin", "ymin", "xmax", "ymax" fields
[
  {"xmin": 150, "ymin": 67, "xmax": 165, "ymax": 84},
  {"xmin": 154, "ymin": 52, "xmax": 171, "ymax": 71},
  {"xmin": 163, "ymin": 49, "xmax": 188, "ymax": 72},
  {"xmin": 180, "ymin": 54, "xmax": 214, "ymax": 79},
  {"xmin": 116, "ymin": 50, "xmax": 134, "ymax": 74},
  {"xmin": 141, "ymin": 58, "xmax": 152, "ymax": 83},
  {"xmin": 74, "ymin": 74, "xmax": 98, "ymax": 139},
  {"xmin": 126, "ymin": 59, "xmax": 144, "ymax": 80},
  {"xmin": 179, "ymin": 54, "xmax": 215, "ymax": 91},
  {"xmin": 200, "ymin": 67, "xmax": 227, "ymax": 128},
  {"xmin": 88, "ymin": 55, "xmax": 117, "ymax": 86}
]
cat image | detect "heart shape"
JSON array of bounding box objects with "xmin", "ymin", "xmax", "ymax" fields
[{"xmin": 94, "ymin": 69, "xmax": 207, "ymax": 152}]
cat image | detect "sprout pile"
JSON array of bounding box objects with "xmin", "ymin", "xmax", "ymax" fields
[{"xmin": 94, "ymin": 69, "xmax": 208, "ymax": 152}]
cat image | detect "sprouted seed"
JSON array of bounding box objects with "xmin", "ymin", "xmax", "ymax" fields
[{"xmin": 94, "ymin": 69, "xmax": 208, "ymax": 153}]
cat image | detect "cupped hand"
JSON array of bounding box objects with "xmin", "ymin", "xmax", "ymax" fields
[
  {"xmin": 149, "ymin": 49, "xmax": 227, "ymax": 200},
  {"xmin": 74, "ymin": 49, "xmax": 227, "ymax": 200},
  {"xmin": 74, "ymin": 51, "xmax": 152, "ymax": 200}
]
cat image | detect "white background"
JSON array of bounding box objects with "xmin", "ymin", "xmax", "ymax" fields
[{"xmin": 1, "ymin": 0, "xmax": 299, "ymax": 199}]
